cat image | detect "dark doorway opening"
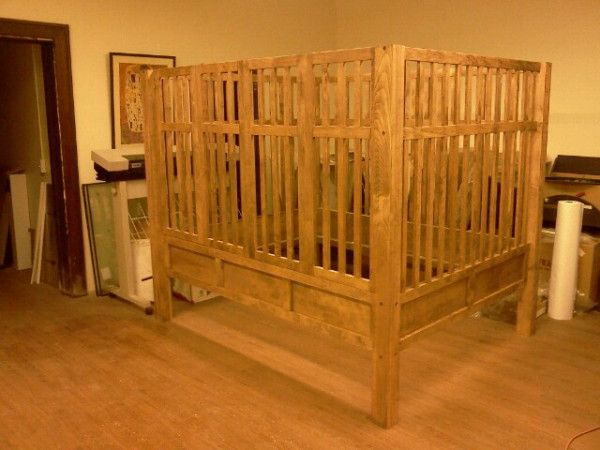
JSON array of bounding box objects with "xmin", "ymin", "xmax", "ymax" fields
[{"xmin": 0, "ymin": 18, "xmax": 86, "ymax": 296}]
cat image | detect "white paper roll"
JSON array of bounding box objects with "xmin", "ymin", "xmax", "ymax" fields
[{"xmin": 547, "ymin": 200, "xmax": 584, "ymax": 320}]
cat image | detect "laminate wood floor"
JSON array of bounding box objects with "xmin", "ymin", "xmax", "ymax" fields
[{"xmin": 0, "ymin": 268, "xmax": 599, "ymax": 449}]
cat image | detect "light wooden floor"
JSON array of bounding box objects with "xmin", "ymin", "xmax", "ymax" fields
[{"xmin": 1, "ymin": 268, "xmax": 599, "ymax": 449}]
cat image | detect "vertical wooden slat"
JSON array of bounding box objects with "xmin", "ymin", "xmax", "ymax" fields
[
  {"xmin": 424, "ymin": 138, "xmax": 435, "ymax": 282},
  {"xmin": 208, "ymin": 132, "xmax": 219, "ymax": 240},
  {"xmin": 517, "ymin": 63, "xmax": 552, "ymax": 336},
  {"xmin": 183, "ymin": 79, "xmax": 195, "ymax": 234},
  {"xmin": 353, "ymin": 61, "xmax": 363, "ymax": 277},
  {"xmin": 336, "ymin": 63, "xmax": 348, "ymax": 274},
  {"xmin": 239, "ymin": 61, "xmax": 257, "ymax": 257},
  {"xmin": 435, "ymin": 64, "xmax": 449, "ymax": 277},
  {"xmin": 353, "ymin": 137, "xmax": 363, "ymax": 278},
  {"xmin": 214, "ymin": 72, "xmax": 229, "ymax": 243},
  {"xmin": 321, "ymin": 137, "xmax": 331, "ymax": 269},
  {"xmin": 163, "ymin": 78, "xmax": 177, "ymax": 230},
  {"xmin": 505, "ymin": 70, "xmax": 518, "ymax": 248},
  {"xmin": 268, "ymin": 69, "xmax": 282, "ymax": 256},
  {"xmin": 174, "ymin": 77, "xmax": 188, "ymax": 233},
  {"xmin": 479, "ymin": 67, "xmax": 493, "ymax": 260},
  {"xmin": 143, "ymin": 71, "xmax": 172, "ymax": 320},
  {"xmin": 191, "ymin": 67, "xmax": 209, "ymax": 243},
  {"xmin": 226, "ymin": 71, "xmax": 239, "ymax": 246},
  {"xmin": 282, "ymin": 67, "xmax": 294, "ymax": 259},
  {"xmin": 321, "ymin": 64, "xmax": 331, "ymax": 269},
  {"xmin": 517, "ymin": 71, "xmax": 534, "ymax": 245},
  {"xmin": 458, "ymin": 136, "xmax": 469, "ymax": 267},
  {"xmin": 489, "ymin": 68, "xmax": 503, "ymax": 255},
  {"xmin": 436, "ymin": 137, "xmax": 447, "ymax": 278},
  {"xmin": 297, "ymin": 54, "xmax": 317, "ymax": 273},
  {"xmin": 465, "ymin": 65, "xmax": 473, "ymax": 124},
  {"xmin": 400, "ymin": 139, "xmax": 410, "ymax": 289},
  {"xmin": 257, "ymin": 70, "xmax": 269, "ymax": 253},
  {"xmin": 412, "ymin": 139, "xmax": 423, "ymax": 287}
]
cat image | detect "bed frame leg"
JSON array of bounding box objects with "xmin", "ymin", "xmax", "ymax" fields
[
  {"xmin": 153, "ymin": 271, "xmax": 173, "ymax": 321},
  {"xmin": 516, "ymin": 282, "xmax": 536, "ymax": 336},
  {"xmin": 372, "ymin": 347, "xmax": 400, "ymax": 428},
  {"xmin": 516, "ymin": 62, "xmax": 552, "ymax": 337}
]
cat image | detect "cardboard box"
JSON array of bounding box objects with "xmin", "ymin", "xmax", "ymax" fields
[
  {"xmin": 544, "ymin": 181, "xmax": 600, "ymax": 213},
  {"xmin": 539, "ymin": 229, "xmax": 600, "ymax": 310}
]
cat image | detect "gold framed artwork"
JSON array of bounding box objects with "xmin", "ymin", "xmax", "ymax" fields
[{"xmin": 110, "ymin": 52, "xmax": 176, "ymax": 149}]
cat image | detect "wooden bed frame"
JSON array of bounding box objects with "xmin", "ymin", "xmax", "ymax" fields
[{"xmin": 142, "ymin": 44, "xmax": 551, "ymax": 427}]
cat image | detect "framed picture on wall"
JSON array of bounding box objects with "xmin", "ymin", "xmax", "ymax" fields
[{"xmin": 110, "ymin": 52, "xmax": 176, "ymax": 149}]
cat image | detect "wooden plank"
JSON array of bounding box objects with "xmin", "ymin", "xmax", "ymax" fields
[
  {"xmin": 436, "ymin": 138, "xmax": 447, "ymax": 278},
  {"xmin": 321, "ymin": 137, "xmax": 331, "ymax": 270},
  {"xmin": 447, "ymin": 138, "xmax": 458, "ymax": 272},
  {"xmin": 268, "ymin": 68, "xmax": 282, "ymax": 257},
  {"xmin": 369, "ymin": 44, "xmax": 404, "ymax": 428},
  {"xmin": 336, "ymin": 63, "xmax": 348, "ymax": 274},
  {"xmin": 250, "ymin": 124, "xmax": 296, "ymax": 136},
  {"xmin": 225, "ymin": 70, "xmax": 239, "ymax": 246},
  {"xmin": 160, "ymin": 122, "xmax": 193, "ymax": 132},
  {"xmin": 400, "ymin": 244, "xmax": 526, "ymax": 304},
  {"xmin": 297, "ymin": 55, "xmax": 317, "ymax": 273},
  {"xmin": 458, "ymin": 140, "xmax": 469, "ymax": 267},
  {"xmin": 353, "ymin": 138, "xmax": 363, "ymax": 278},
  {"xmin": 402, "ymin": 120, "xmax": 538, "ymax": 139},
  {"xmin": 293, "ymin": 284, "xmax": 370, "ymax": 336},
  {"xmin": 191, "ymin": 67, "xmax": 210, "ymax": 243},
  {"xmin": 517, "ymin": 63, "xmax": 551, "ymax": 336},
  {"xmin": 163, "ymin": 78, "xmax": 177, "ymax": 229},
  {"xmin": 353, "ymin": 60, "xmax": 362, "ymax": 127},
  {"xmin": 336, "ymin": 137, "xmax": 348, "ymax": 274},
  {"xmin": 282, "ymin": 67, "xmax": 295, "ymax": 259},
  {"xmin": 213, "ymin": 72, "xmax": 230, "ymax": 243},
  {"xmin": 256, "ymin": 71, "xmax": 270, "ymax": 253},
  {"xmin": 424, "ymin": 138, "xmax": 435, "ymax": 282},
  {"xmin": 247, "ymin": 54, "xmax": 301, "ymax": 70},
  {"xmin": 175, "ymin": 77, "xmax": 189, "ymax": 233},
  {"xmin": 143, "ymin": 71, "xmax": 172, "ymax": 320},
  {"xmin": 166, "ymin": 234, "xmax": 369, "ymax": 301},
  {"xmin": 311, "ymin": 47, "xmax": 374, "ymax": 65},
  {"xmin": 404, "ymin": 47, "xmax": 541, "ymax": 71},
  {"xmin": 313, "ymin": 126, "xmax": 371, "ymax": 139},
  {"xmin": 239, "ymin": 61, "xmax": 257, "ymax": 257}
]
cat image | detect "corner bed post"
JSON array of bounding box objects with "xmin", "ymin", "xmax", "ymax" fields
[
  {"xmin": 516, "ymin": 62, "xmax": 551, "ymax": 336},
  {"xmin": 369, "ymin": 44, "xmax": 405, "ymax": 428},
  {"xmin": 143, "ymin": 70, "xmax": 173, "ymax": 320}
]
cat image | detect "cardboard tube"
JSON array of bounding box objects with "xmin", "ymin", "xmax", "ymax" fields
[{"xmin": 547, "ymin": 200, "xmax": 584, "ymax": 320}]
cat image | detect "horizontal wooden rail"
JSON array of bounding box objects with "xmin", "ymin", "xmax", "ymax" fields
[
  {"xmin": 405, "ymin": 47, "xmax": 541, "ymax": 71},
  {"xmin": 403, "ymin": 121, "xmax": 539, "ymax": 139}
]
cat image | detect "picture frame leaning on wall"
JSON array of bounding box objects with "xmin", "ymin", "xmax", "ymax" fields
[{"xmin": 109, "ymin": 52, "xmax": 176, "ymax": 150}]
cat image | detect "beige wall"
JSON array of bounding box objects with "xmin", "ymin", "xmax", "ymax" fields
[
  {"xmin": 0, "ymin": 41, "xmax": 51, "ymax": 229},
  {"xmin": 332, "ymin": 0, "xmax": 600, "ymax": 159},
  {"xmin": 1, "ymin": 0, "xmax": 335, "ymax": 184}
]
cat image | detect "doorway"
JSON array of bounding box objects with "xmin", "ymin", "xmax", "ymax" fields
[{"xmin": 0, "ymin": 18, "xmax": 86, "ymax": 296}]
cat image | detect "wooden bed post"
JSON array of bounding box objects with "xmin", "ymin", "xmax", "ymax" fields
[
  {"xmin": 516, "ymin": 62, "xmax": 551, "ymax": 336},
  {"xmin": 143, "ymin": 70, "xmax": 173, "ymax": 320},
  {"xmin": 369, "ymin": 45, "xmax": 405, "ymax": 427},
  {"xmin": 297, "ymin": 54, "xmax": 317, "ymax": 274},
  {"xmin": 239, "ymin": 61, "xmax": 257, "ymax": 258}
]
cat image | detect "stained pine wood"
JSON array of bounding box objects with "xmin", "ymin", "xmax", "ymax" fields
[{"xmin": 144, "ymin": 45, "xmax": 551, "ymax": 428}]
